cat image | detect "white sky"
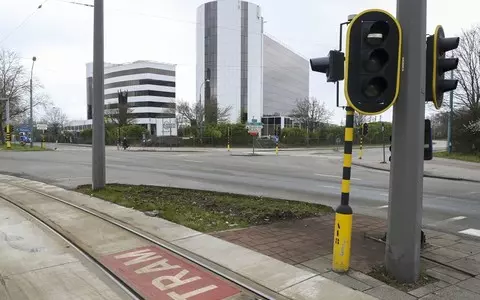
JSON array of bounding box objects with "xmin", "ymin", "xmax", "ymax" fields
[{"xmin": 1, "ymin": 0, "xmax": 479, "ymax": 124}]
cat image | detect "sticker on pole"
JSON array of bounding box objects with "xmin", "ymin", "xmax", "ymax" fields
[{"xmin": 245, "ymin": 118, "xmax": 263, "ymax": 136}]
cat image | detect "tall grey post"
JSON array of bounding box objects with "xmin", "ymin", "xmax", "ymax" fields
[
  {"xmin": 92, "ymin": 0, "xmax": 105, "ymax": 190},
  {"xmin": 30, "ymin": 57, "xmax": 36, "ymax": 148},
  {"xmin": 386, "ymin": 0, "xmax": 427, "ymax": 282},
  {"xmin": 447, "ymin": 69, "xmax": 454, "ymax": 153}
]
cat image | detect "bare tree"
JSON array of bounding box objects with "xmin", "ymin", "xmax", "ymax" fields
[
  {"xmin": 104, "ymin": 90, "xmax": 135, "ymax": 126},
  {"xmin": 291, "ymin": 97, "xmax": 333, "ymax": 131},
  {"xmin": 454, "ymin": 25, "xmax": 480, "ymax": 113},
  {"xmin": 42, "ymin": 106, "xmax": 68, "ymax": 141},
  {"xmin": 0, "ymin": 49, "xmax": 48, "ymax": 141},
  {"xmin": 176, "ymin": 99, "xmax": 232, "ymax": 128},
  {"xmin": 353, "ymin": 112, "xmax": 375, "ymax": 128}
]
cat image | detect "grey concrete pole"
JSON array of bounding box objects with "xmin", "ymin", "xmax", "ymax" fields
[
  {"xmin": 30, "ymin": 57, "xmax": 36, "ymax": 148},
  {"xmin": 447, "ymin": 68, "xmax": 454, "ymax": 153},
  {"xmin": 386, "ymin": 0, "xmax": 427, "ymax": 282},
  {"xmin": 92, "ymin": 0, "xmax": 105, "ymax": 190}
]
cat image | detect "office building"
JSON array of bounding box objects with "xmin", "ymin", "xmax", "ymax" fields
[
  {"xmin": 196, "ymin": 0, "xmax": 309, "ymax": 125},
  {"xmin": 85, "ymin": 60, "xmax": 177, "ymax": 136}
]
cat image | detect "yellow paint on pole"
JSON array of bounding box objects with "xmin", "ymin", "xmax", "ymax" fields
[
  {"xmin": 6, "ymin": 124, "xmax": 11, "ymax": 149},
  {"xmin": 332, "ymin": 213, "xmax": 353, "ymax": 272}
]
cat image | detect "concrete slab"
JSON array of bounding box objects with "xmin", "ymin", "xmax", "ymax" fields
[
  {"xmin": 301, "ymin": 256, "xmax": 332, "ymax": 273},
  {"xmin": 2, "ymin": 261, "xmax": 123, "ymax": 300},
  {"xmin": 426, "ymin": 269, "xmax": 460, "ymax": 285},
  {"xmin": 431, "ymin": 266, "xmax": 471, "ymax": 281},
  {"xmin": 173, "ymin": 233, "xmax": 315, "ymax": 292},
  {"xmin": 330, "ymin": 274, "xmax": 372, "ymax": 291},
  {"xmin": 348, "ymin": 270, "xmax": 384, "ymax": 288},
  {"xmin": 449, "ymin": 258, "xmax": 480, "ymax": 275},
  {"xmin": 280, "ymin": 275, "xmax": 377, "ymax": 300},
  {"xmin": 427, "ymin": 247, "xmax": 469, "ymax": 260},
  {"xmin": 365, "ymin": 285, "xmax": 416, "ymax": 300},
  {"xmin": 427, "ymin": 238, "xmax": 458, "ymax": 247},
  {"xmin": 456, "ymin": 277, "xmax": 480, "ymax": 294},
  {"xmin": 419, "ymin": 285, "xmax": 480, "ymax": 299},
  {"xmin": 447, "ymin": 242, "xmax": 480, "ymax": 255},
  {"xmin": 408, "ymin": 283, "xmax": 444, "ymax": 298}
]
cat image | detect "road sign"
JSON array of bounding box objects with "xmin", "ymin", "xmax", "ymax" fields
[
  {"xmin": 245, "ymin": 118, "xmax": 263, "ymax": 134},
  {"xmin": 37, "ymin": 124, "xmax": 48, "ymax": 131},
  {"xmin": 18, "ymin": 126, "xmax": 31, "ymax": 133}
]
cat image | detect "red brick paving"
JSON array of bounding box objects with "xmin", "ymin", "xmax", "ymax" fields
[{"xmin": 212, "ymin": 214, "xmax": 388, "ymax": 273}]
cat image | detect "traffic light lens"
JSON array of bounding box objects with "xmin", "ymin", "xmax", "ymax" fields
[
  {"xmin": 363, "ymin": 77, "xmax": 388, "ymax": 98},
  {"xmin": 364, "ymin": 49, "xmax": 389, "ymax": 73},
  {"xmin": 365, "ymin": 21, "xmax": 390, "ymax": 46}
]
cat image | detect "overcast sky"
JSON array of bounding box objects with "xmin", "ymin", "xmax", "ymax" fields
[{"xmin": 1, "ymin": 0, "xmax": 479, "ymax": 124}]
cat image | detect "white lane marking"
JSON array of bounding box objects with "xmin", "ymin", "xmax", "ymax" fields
[
  {"xmin": 428, "ymin": 216, "xmax": 466, "ymax": 227},
  {"xmin": 183, "ymin": 159, "xmax": 203, "ymax": 163},
  {"xmin": 459, "ymin": 228, "xmax": 480, "ymax": 237},
  {"xmin": 322, "ymin": 185, "xmax": 337, "ymax": 189},
  {"xmin": 380, "ymin": 193, "xmax": 389, "ymax": 197},
  {"xmin": 315, "ymin": 173, "xmax": 361, "ymax": 181},
  {"xmin": 377, "ymin": 205, "xmax": 389, "ymax": 209}
]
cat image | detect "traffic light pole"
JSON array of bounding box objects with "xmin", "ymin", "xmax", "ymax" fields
[
  {"xmin": 92, "ymin": 0, "xmax": 106, "ymax": 190},
  {"xmin": 447, "ymin": 68, "xmax": 454, "ymax": 154},
  {"xmin": 332, "ymin": 106, "xmax": 354, "ymax": 273},
  {"xmin": 386, "ymin": 0, "xmax": 426, "ymax": 283}
]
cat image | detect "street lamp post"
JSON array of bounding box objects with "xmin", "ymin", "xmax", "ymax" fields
[
  {"xmin": 198, "ymin": 78, "xmax": 210, "ymax": 139},
  {"xmin": 0, "ymin": 97, "xmax": 10, "ymax": 148},
  {"xmin": 30, "ymin": 56, "xmax": 37, "ymax": 148}
]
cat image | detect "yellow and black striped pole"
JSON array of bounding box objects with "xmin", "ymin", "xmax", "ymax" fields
[
  {"xmin": 6, "ymin": 124, "xmax": 11, "ymax": 149},
  {"xmin": 332, "ymin": 106, "xmax": 354, "ymax": 273}
]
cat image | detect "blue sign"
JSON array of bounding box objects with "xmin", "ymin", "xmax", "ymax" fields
[{"xmin": 18, "ymin": 126, "xmax": 31, "ymax": 133}]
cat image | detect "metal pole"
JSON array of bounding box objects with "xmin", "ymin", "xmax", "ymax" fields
[
  {"xmin": 30, "ymin": 57, "xmax": 36, "ymax": 148},
  {"xmin": 92, "ymin": 0, "xmax": 105, "ymax": 190},
  {"xmin": 382, "ymin": 122, "xmax": 386, "ymax": 164},
  {"xmin": 6, "ymin": 97, "xmax": 11, "ymax": 149},
  {"xmin": 447, "ymin": 67, "xmax": 454, "ymax": 153},
  {"xmin": 332, "ymin": 106, "xmax": 354, "ymax": 272},
  {"xmin": 386, "ymin": 0, "xmax": 426, "ymax": 283}
]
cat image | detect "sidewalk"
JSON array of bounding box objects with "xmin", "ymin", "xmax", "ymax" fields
[
  {"xmin": 213, "ymin": 214, "xmax": 480, "ymax": 299},
  {"xmin": 0, "ymin": 175, "xmax": 375, "ymax": 300},
  {"xmin": 352, "ymin": 152, "xmax": 480, "ymax": 183}
]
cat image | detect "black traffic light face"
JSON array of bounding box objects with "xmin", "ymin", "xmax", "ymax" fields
[
  {"xmin": 345, "ymin": 9, "xmax": 402, "ymax": 115},
  {"xmin": 426, "ymin": 25, "xmax": 460, "ymax": 109},
  {"xmin": 362, "ymin": 123, "xmax": 369, "ymax": 136}
]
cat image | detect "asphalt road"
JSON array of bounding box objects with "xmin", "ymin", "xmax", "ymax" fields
[{"xmin": 1, "ymin": 142, "xmax": 479, "ymax": 237}]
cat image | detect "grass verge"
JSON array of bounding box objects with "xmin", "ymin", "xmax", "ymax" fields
[
  {"xmin": 76, "ymin": 184, "xmax": 333, "ymax": 233},
  {"xmin": 434, "ymin": 151, "xmax": 480, "ymax": 163},
  {"xmin": 368, "ymin": 265, "xmax": 437, "ymax": 292},
  {"xmin": 1, "ymin": 144, "xmax": 46, "ymax": 151}
]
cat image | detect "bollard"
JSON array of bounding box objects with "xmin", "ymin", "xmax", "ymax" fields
[{"xmin": 332, "ymin": 106, "xmax": 354, "ymax": 273}]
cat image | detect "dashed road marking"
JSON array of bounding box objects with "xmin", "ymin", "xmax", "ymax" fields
[
  {"xmin": 377, "ymin": 205, "xmax": 389, "ymax": 209},
  {"xmin": 459, "ymin": 228, "xmax": 480, "ymax": 237},
  {"xmin": 321, "ymin": 185, "xmax": 337, "ymax": 189},
  {"xmin": 314, "ymin": 173, "xmax": 361, "ymax": 181},
  {"xmin": 184, "ymin": 159, "xmax": 203, "ymax": 163},
  {"xmin": 428, "ymin": 216, "xmax": 466, "ymax": 227}
]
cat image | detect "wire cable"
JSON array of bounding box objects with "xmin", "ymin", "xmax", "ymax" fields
[{"xmin": 0, "ymin": 0, "xmax": 49, "ymax": 46}]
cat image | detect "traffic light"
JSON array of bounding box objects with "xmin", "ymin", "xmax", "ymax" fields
[
  {"xmin": 362, "ymin": 123, "xmax": 369, "ymax": 136},
  {"xmin": 118, "ymin": 90, "xmax": 128, "ymax": 126},
  {"xmin": 310, "ymin": 50, "xmax": 345, "ymax": 82},
  {"xmin": 426, "ymin": 25, "xmax": 460, "ymax": 109},
  {"xmin": 424, "ymin": 119, "xmax": 433, "ymax": 160},
  {"xmin": 344, "ymin": 9, "xmax": 402, "ymax": 115}
]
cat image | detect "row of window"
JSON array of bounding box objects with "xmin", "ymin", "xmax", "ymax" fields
[
  {"xmin": 104, "ymin": 79, "xmax": 175, "ymax": 90},
  {"xmin": 107, "ymin": 113, "xmax": 176, "ymax": 119},
  {"xmin": 105, "ymin": 101, "xmax": 175, "ymax": 109},
  {"xmin": 104, "ymin": 67, "xmax": 175, "ymax": 79},
  {"xmin": 105, "ymin": 90, "xmax": 176, "ymax": 100}
]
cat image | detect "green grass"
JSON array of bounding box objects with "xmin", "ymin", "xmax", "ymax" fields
[
  {"xmin": 1, "ymin": 143, "xmax": 46, "ymax": 151},
  {"xmin": 434, "ymin": 151, "xmax": 480, "ymax": 163},
  {"xmin": 76, "ymin": 184, "xmax": 334, "ymax": 233}
]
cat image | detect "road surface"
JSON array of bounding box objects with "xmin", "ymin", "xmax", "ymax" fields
[{"xmin": 1, "ymin": 143, "xmax": 479, "ymax": 239}]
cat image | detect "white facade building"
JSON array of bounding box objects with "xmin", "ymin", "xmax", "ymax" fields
[
  {"xmin": 197, "ymin": 0, "xmax": 264, "ymax": 124},
  {"xmin": 196, "ymin": 0, "xmax": 309, "ymax": 125},
  {"xmin": 86, "ymin": 61, "xmax": 177, "ymax": 136}
]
